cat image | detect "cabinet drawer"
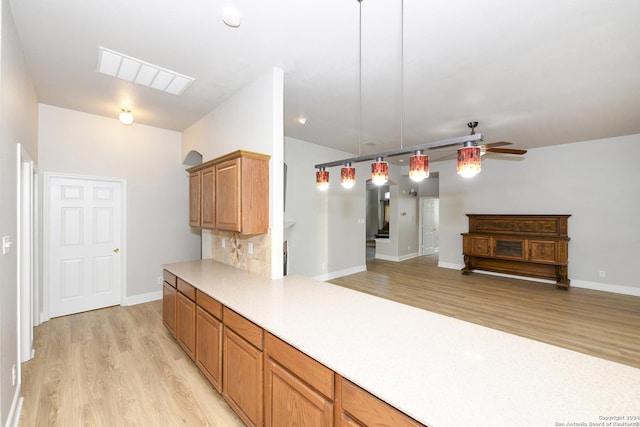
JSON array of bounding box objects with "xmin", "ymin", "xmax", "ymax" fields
[
  {"xmin": 177, "ymin": 278, "xmax": 196, "ymax": 301},
  {"xmin": 339, "ymin": 378, "xmax": 424, "ymax": 427},
  {"xmin": 265, "ymin": 332, "xmax": 334, "ymax": 400},
  {"xmin": 223, "ymin": 307, "xmax": 263, "ymax": 350},
  {"xmin": 196, "ymin": 289, "xmax": 222, "ymax": 319},
  {"xmin": 163, "ymin": 270, "xmax": 177, "ymax": 288}
]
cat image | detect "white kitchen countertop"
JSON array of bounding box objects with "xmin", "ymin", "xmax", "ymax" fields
[{"xmin": 163, "ymin": 259, "xmax": 640, "ymax": 427}]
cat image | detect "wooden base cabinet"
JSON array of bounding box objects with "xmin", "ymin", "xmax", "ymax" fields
[
  {"xmin": 162, "ymin": 270, "xmax": 177, "ymax": 337},
  {"xmin": 195, "ymin": 290, "xmax": 223, "ymax": 392},
  {"xmin": 163, "ymin": 271, "xmax": 429, "ymax": 427},
  {"xmin": 264, "ymin": 332, "xmax": 334, "ymax": 427},
  {"xmin": 223, "ymin": 307, "xmax": 264, "ymax": 427},
  {"xmin": 176, "ymin": 278, "xmax": 197, "ymax": 360},
  {"xmin": 335, "ymin": 376, "xmax": 424, "ymax": 427}
]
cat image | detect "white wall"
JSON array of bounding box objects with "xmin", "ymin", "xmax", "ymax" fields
[
  {"xmin": 434, "ymin": 133, "xmax": 640, "ymax": 295},
  {"xmin": 37, "ymin": 104, "xmax": 201, "ymax": 304},
  {"xmin": 182, "ymin": 68, "xmax": 284, "ymax": 278},
  {"xmin": 0, "ymin": 0, "xmax": 38, "ymax": 423},
  {"xmin": 284, "ymin": 137, "xmax": 366, "ymax": 280}
]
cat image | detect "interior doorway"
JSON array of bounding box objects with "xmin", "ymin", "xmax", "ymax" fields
[
  {"xmin": 419, "ymin": 197, "xmax": 439, "ymax": 256},
  {"xmin": 44, "ymin": 173, "xmax": 126, "ymax": 319}
]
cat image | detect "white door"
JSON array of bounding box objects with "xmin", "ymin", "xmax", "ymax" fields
[
  {"xmin": 47, "ymin": 175, "xmax": 123, "ymax": 318},
  {"xmin": 419, "ymin": 197, "xmax": 439, "ymax": 256}
]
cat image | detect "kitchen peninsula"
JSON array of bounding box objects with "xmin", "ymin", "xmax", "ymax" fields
[{"xmin": 163, "ymin": 259, "xmax": 640, "ymax": 426}]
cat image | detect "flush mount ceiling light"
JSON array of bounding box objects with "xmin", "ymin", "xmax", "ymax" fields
[
  {"xmin": 119, "ymin": 108, "xmax": 134, "ymax": 125},
  {"xmin": 222, "ymin": 7, "xmax": 242, "ymax": 27},
  {"xmin": 97, "ymin": 46, "xmax": 194, "ymax": 95},
  {"xmin": 298, "ymin": 117, "xmax": 308, "ymax": 125}
]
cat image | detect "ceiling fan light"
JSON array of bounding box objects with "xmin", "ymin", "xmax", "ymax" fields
[
  {"xmin": 341, "ymin": 162, "xmax": 356, "ymax": 189},
  {"xmin": 371, "ymin": 157, "xmax": 388, "ymax": 186},
  {"xmin": 316, "ymin": 167, "xmax": 330, "ymax": 191},
  {"xmin": 119, "ymin": 108, "xmax": 134, "ymax": 125},
  {"xmin": 409, "ymin": 151, "xmax": 429, "ymax": 182},
  {"xmin": 457, "ymin": 145, "xmax": 481, "ymax": 178}
]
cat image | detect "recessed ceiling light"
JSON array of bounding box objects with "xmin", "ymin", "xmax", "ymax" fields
[
  {"xmin": 298, "ymin": 117, "xmax": 308, "ymax": 125},
  {"xmin": 362, "ymin": 140, "xmax": 378, "ymax": 146},
  {"xmin": 96, "ymin": 46, "xmax": 194, "ymax": 95}
]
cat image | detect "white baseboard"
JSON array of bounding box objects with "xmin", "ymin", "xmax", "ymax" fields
[
  {"xmin": 438, "ymin": 261, "xmax": 464, "ymax": 270},
  {"xmin": 123, "ymin": 290, "xmax": 162, "ymax": 306},
  {"xmin": 438, "ymin": 263, "xmax": 640, "ymax": 296},
  {"xmin": 313, "ymin": 265, "xmax": 367, "ymax": 282},
  {"xmin": 375, "ymin": 252, "xmax": 419, "ymax": 262},
  {"xmin": 5, "ymin": 387, "xmax": 23, "ymax": 427},
  {"xmin": 570, "ymin": 279, "xmax": 640, "ymax": 296}
]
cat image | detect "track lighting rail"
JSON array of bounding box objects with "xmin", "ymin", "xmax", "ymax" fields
[{"xmin": 314, "ymin": 133, "xmax": 483, "ymax": 169}]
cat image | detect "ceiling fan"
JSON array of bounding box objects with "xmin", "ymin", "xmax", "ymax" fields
[{"xmin": 433, "ymin": 122, "xmax": 527, "ymax": 157}]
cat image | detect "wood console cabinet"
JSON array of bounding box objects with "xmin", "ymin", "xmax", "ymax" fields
[{"xmin": 461, "ymin": 214, "xmax": 571, "ymax": 288}]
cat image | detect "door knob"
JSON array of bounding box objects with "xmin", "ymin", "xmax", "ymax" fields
[{"xmin": 113, "ymin": 248, "xmax": 120, "ymax": 253}]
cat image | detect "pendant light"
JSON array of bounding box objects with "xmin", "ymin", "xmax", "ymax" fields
[
  {"xmin": 371, "ymin": 157, "xmax": 389, "ymax": 185},
  {"xmin": 457, "ymin": 122, "xmax": 481, "ymax": 178},
  {"xmin": 316, "ymin": 167, "xmax": 330, "ymax": 190},
  {"xmin": 409, "ymin": 150, "xmax": 429, "ymax": 182},
  {"xmin": 457, "ymin": 142, "xmax": 481, "ymax": 178},
  {"xmin": 341, "ymin": 162, "xmax": 356, "ymax": 188}
]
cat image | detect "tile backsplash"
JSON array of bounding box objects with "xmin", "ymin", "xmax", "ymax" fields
[{"xmin": 210, "ymin": 230, "xmax": 271, "ymax": 278}]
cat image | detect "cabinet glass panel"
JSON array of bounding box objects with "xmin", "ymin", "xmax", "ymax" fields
[{"xmin": 494, "ymin": 240, "xmax": 523, "ymax": 258}]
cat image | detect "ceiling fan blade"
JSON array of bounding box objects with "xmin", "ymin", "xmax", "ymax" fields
[
  {"xmin": 481, "ymin": 141, "xmax": 512, "ymax": 149},
  {"xmin": 486, "ymin": 147, "xmax": 527, "ymax": 155}
]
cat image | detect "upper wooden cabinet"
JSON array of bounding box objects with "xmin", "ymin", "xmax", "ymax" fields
[
  {"xmin": 188, "ymin": 171, "xmax": 201, "ymax": 227},
  {"xmin": 200, "ymin": 166, "xmax": 216, "ymax": 229},
  {"xmin": 187, "ymin": 150, "xmax": 270, "ymax": 235}
]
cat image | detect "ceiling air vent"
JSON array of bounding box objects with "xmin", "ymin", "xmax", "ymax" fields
[{"xmin": 96, "ymin": 46, "xmax": 194, "ymax": 95}]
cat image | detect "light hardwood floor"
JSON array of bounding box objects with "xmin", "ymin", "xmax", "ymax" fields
[
  {"xmin": 330, "ymin": 254, "xmax": 640, "ymax": 369},
  {"xmin": 20, "ymin": 301, "xmax": 243, "ymax": 427}
]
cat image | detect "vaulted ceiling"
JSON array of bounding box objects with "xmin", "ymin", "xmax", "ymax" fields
[{"xmin": 9, "ymin": 0, "xmax": 640, "ymax": 162}]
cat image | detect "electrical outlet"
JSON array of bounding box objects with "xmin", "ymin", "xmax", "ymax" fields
[
  {"xmin": 157, "ymin": 276, "xmax": 163, "ymax": 285},
  {"xmin": 2, "ymin": 236, "xmax": 12, "ymax": 255},
  {"xmin": 221, "ymin": 239, "xmax": 226, "ymax": 249},
  {"xmin": 247, "ymin": 243, "xmax": 253, "ymax": 254},
  {"xmin": 599, "ymin": 270, "xmax": 606, "ymax": 278}
]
